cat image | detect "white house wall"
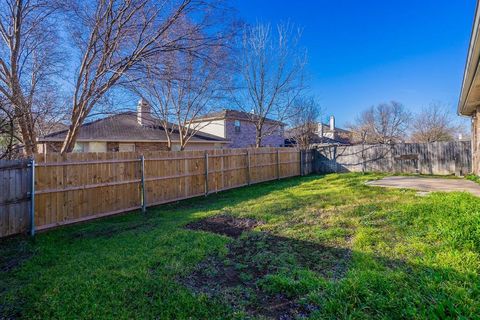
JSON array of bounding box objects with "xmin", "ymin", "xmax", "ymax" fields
[{"xmin": 194, "ymin": 120, "xmax": 226, "ymax": 138}]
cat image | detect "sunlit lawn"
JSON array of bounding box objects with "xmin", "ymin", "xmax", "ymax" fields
[{"xmin": 1, "ymin": 173, "xmax": 479, "ymax": 319}]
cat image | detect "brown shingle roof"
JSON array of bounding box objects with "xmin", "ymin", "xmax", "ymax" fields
[
  {"xmin": 39, "ymin": 112, "xmax": 228, "ymax": 143},
  {"xmin": 192, "ymin": 109, "xmax": 284, "ymax": 125}
]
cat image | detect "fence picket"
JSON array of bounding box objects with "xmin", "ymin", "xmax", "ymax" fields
[
  {"xmin": 1, "ymin": 143, "xmax": 472, "ymax": 238},
  {"xmin": 315, "ymin": 141, "xmax": 471, "ymax": 176}
]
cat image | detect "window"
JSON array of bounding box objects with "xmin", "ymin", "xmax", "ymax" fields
[
  {"xmin": 119, "ymin": 143, "xmax": 135, "ymax": 152},
  {"xmin": 89, "ymin": 142, "xmax": 107, "ymax": 153},
  {"xmin": 234, "ymin": 120, "xmax": 241, "ymax": 132},
  {"xmin": 73, "ymin": 142, "xmax": 87, "ymax": 153}
]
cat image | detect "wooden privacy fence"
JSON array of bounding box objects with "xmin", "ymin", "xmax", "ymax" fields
[
  {"xmin": 0, "ymin": 160, "xmax": 32, "ymax": 237},
  {"xmin": 0, "ymin": 148, "xmax": 312, "ymax": 238},
  {"xmin": 314, "ymin": 141, "xmax": 472, "ymax": 176}
]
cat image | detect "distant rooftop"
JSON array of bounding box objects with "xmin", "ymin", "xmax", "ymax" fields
[
  {"xmin": 39, "ymin": 112, "xmax": 229, "ymax": 143},
  {"xmin": 192, "ymin": 109, "xmax": 284, "ymax": 124}
]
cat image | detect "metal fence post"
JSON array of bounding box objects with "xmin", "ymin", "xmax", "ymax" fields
[
  {"xmin": 204, "ymin": 151, "xmax": 209, "ymax": 196},
  {"xmin": 140, "ymin": 155, "xmax": 146, "ymax": 213},
  {"xmin": 29, "ymin": 158, "xmax": 35, "ymax": 236},
  {"xmin": 247, "ymin": 150, "xmax": 251, "ymax": 186}
]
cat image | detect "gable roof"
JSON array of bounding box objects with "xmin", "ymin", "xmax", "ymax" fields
[
  {"xmin": 39, "ymin": 112, "xmax": 229, "ymax": 143},
  {"xmin": 192, "ymin": 109, "xmax": 285, "ymax": 125}
]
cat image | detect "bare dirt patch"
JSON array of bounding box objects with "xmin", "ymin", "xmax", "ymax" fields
[
  {"xmin": 181, "ymin": 216, "xmax": 351, "ymax": 319},
  {"xmin": 0, "ymin": 239, "xmax": 34, "ymax": 273},
  {"xmin": 184, "ymin": 215, "xmax": 263, "ymax": 238}
]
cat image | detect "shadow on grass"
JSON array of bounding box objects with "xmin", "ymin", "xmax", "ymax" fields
[
  {"xmin": 178, "ymin": 229, "xmax": 351, "ymax": 319},
  {"xmin": 0, "ymin": 175, "xmax": 324, "ymax": 289},
  {"xmin": 1, "ymin": 173, "xmax": 478, "ymax": 319},
  {"xmin": 179, "ymin": 225, "xmax": 479, "ymax": 319}
]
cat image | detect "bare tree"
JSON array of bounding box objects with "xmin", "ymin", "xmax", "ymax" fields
[
  {"xmin": 59, "ymin": 0, "xmax": 230, "ymax": 153},
  {"xmin": 410, "ymin": 103, "xmax": 464, "ymax": 143},
  {"xmin": 0, "ymin": 0, "xmax": 61, "ymax": 155},
  {"xmin": 348, "ymin": 101, "xmax": 411, "ymax": 144},
  {"xmin": 134, "ymin": 44, "xmax": 230, "ymax": 150},
  {"xmin": 0, "ymin": 97, "xmax": 21, "ymax": 159},
  {"xmin": 286, "ymin": 96, "xmax": 320, "ymax": 149},
  {"xmin": 233, "ymin": 22, "xmax": 306, "ymax": 148}
]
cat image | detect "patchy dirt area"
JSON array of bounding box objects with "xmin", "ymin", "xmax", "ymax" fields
[
  {"xmin": 184, "ymin": 215, "xmax": 263, "ymax": 238},
  {"xmin": 181, "ymin": 216, "xmax": 351, "ymax": 319},
  {"xmin": 68, "ymin": 220, "xmax": 156, "ymax": 240},
  {"xmin": 0, "ymin": 239, "xmax": 34, "ymax": 273}
]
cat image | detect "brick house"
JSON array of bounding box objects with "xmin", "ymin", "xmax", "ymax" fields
[
  {"xmin": 459, "ymin": 2, "xmax": 480, "ymax": 174},
  {"xmin": 37, "ymin": 100, "xmax": 229, "ymax": 153},
  {"xmin": 191, "ymin": 109, "xmax": 285, "ymax": 148}
]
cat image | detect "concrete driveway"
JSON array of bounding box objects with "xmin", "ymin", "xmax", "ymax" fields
[{"xmin": 366, "ymin": 176, "xmax": 480, "ymax": 197}]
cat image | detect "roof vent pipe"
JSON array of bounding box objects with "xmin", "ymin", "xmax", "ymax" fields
[
  {"xmin": 137, "ymin": 98, "xmax": 151, "ymax": 125},
  {"xmin": 329, "ymin": 115, "xmax": 335, "ymax": 131}
]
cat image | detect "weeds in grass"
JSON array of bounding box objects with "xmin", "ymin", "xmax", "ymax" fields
[{"xmin": 1, "ymin": 173, "xmax": 479, "ymax": 319}]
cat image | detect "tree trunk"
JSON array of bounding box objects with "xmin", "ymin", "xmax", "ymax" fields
[
  {"xmin": 166, "ymin": 136, "xmax": 172, "ymax": 151},
  {"xmin": 14, "ymin": 102, "xmax": 37, "ymax": 155},
  {"xmin": 255, "ymin": 128, "xmax": 262, "ymax": 148},
  {"xmin": 61, "ymin": 100, "xmax": 87, "ymax": 154},
  {"xmin": 61, "ymin": 124, "xmax": 81, "ymax": 154}
]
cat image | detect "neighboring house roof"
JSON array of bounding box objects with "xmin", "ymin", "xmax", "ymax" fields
[
  {"xmin": 285, "ymin": 132, "xmax": 351, "ymax": 146},
  {"xmin": 37, "ymin": 121, "xmax": 69, "ymax": 137},
  {"xmin": 38, "ymin": 112, "xmax": 229, "ymax": 143},
  {"xmin": 285, "ymin": 123, "xmax": 352, "ymax": 145},
  {"xmin": 317, "ymin": 123, "xmax": 351, "ymax": 135},
  {"xmin": 459, "ymin": 1, "xmax": 480, "ymax": 116},
  {"xmin": 191, "ymin": 109, "xmax": 285, "ymax": 125},
  {"xmin": 284, "ymin": 135, "xmax": 350, "ymax": 147}
]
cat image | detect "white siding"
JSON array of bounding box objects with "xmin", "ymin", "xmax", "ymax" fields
[{"xmin": 194, "ymin": 119, "xmax": 226, "ymax": 138}]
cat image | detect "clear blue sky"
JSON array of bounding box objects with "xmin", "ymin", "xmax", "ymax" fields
[{"xmin": 235, "ymin": 0, "xmax": 476, "ymax": 127}]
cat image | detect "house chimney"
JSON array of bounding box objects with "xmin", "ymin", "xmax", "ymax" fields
[
  {"xmin": 137, "ymin": 98, "xmax": 151, "ymax": 125},
  {"xmin": 329, "ymin": 115, "xmax": 335, "ymax": 131}
]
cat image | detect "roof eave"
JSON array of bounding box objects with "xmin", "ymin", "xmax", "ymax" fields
[
  {"xmin": 38, "ymin": 138, "xmax": 231, "ymax": 144},
  {"xmin": 459, "ymin": 1, "xmax": 480, "ymax": 116}
]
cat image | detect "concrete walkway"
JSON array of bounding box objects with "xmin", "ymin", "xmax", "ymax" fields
[{"xmin": 366, "ymin": 176, "xmax": 480, "ymax": 197}]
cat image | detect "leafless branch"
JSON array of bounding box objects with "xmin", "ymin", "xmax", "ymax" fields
[
  {"xmin": 348, "ymin": 101, "xmax": 411, "ymax": 144},
  {"xmin": 0, "ymin": 0, "xmax": 63, "ymax": 155},
  {"xmin": 59, "ymin": 0, "xmax": 235, "ymax": 153},
  {"xmin": 231, "ymin": 22, "xmax": 306, "ymax": 147}
]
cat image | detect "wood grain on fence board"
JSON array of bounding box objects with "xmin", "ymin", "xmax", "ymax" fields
[
  {"xmin": 315, "ymin": 141, "xmax": 471, "ymax": 176},
  {"xmin": 0, "ymin": 148, "xmax": 303, "ymax": 237},
  {"xmin": 0, "ymin": 159, "xmax": 30, "ymax": 237}
]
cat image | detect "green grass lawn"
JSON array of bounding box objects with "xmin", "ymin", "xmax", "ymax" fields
[{"xmin": 1, "ymin": 173, "xmax": 479, "ymax": 319}]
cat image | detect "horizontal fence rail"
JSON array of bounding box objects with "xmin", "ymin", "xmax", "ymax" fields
[
  {"xmin": 0, "ymin": 148, "xmax": 312, "ymax": 238},
  {"xmin": 0, "ymin": 159, "xmax": 31, "ymax": 237},
  {"xmin": 0, "ymin": 142, "xmax": 474, "ymax": 238}
]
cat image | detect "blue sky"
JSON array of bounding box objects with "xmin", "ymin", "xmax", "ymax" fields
[{"xmin": 235, "ymin": 0, "xmax": 476, "ymax": 127}]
